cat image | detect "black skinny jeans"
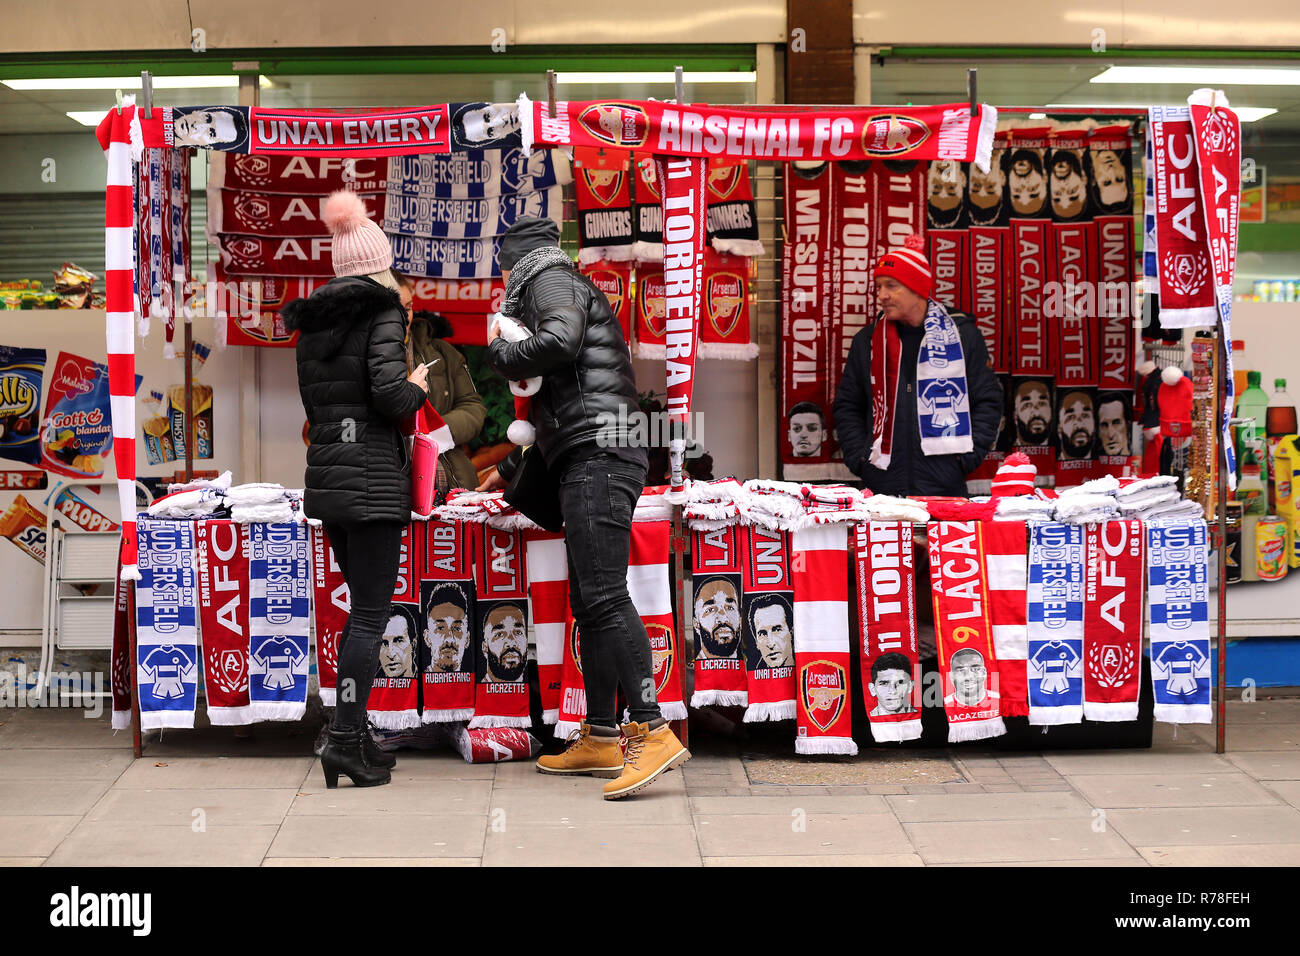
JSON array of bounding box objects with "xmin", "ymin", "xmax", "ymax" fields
[
  {"xmin": 559, "ymin": 453, "xmax": 660, "ymax": 728},
  {"xmin": 322, "ymin": 521, "xmax": 405, "ymax": 731}
]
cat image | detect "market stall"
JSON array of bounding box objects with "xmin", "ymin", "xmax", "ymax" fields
[{"xmin": 86, "ymin": 69, "xmax": 1257, "ymax": 759}]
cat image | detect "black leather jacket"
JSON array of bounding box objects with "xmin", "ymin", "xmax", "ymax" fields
[{"xmin": 487, "ymin": 264, "xmax": 644, "ymax": 477}]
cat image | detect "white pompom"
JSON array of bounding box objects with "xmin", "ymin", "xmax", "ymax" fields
[
  {"xmin": 507, "ymin": 420, "xmax": 536, "ymax": 446},
  {"xmin": 509, "ymin": 376, "xmax": 542, "ymax": 397},
  {"xmin": 1161, "ymin": 365, "xmax": 1184, "ymax": 386}
]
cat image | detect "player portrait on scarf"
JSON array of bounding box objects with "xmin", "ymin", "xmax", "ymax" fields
[
  {"xmin": 377, "ymin": 610, "xmax": 417, "ymax": 679},
  {"xmin": 423, "ymin": 582, "xmax": 473, "ymax": 674},
  {"xmin": 481, "ymin": 603, "xmax": 528, "ymax": 682},
  {"xmin": 868, "ymin": 652, "xmax": 917, "ymax": 717},
  {"xmin": 695, "ymin": 577, "xmax": 743, "ymax": 660},
  {"xmin": 744, "ymin": 593, "xmax": 795, "ymax": 671},
  {"xmin": 945, "ymin": 648, "xmax": 998, "ymax": 708}
]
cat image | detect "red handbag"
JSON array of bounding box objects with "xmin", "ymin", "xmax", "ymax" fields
[{"xmin": 403, "ymin": 401, "xmax": 453, "ymax": 517}]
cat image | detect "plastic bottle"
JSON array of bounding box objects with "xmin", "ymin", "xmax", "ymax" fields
[
  {"xmin": 1266, "ymin": 378, "xmax": 1297, "ymax": 510},
  {"xmin": 1237, "ymin": 444, "xmax": 1267, "ymax": 516},
  {"xmin": 1235, "ymin": 370, "xmax": 1270, "ymax": 475}
]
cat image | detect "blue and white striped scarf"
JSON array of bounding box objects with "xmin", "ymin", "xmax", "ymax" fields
[
  {"xmin": 135, "ymin": 518, "xmax": 199, "ymax": 730},
  {"xmin": 1147, "ymin": 519, "xmax": 1212, "ymax": 724},
  {"xmin": 1027, "ymin": 522, "xmax": 1085, "ymax": 726},
  {"xmin": 247, "ymin": 523, "xmax": 312, "ymax": 721}
]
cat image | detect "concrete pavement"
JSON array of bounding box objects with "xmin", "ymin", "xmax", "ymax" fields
[{"xmin": 2, "ymin": 698, "xmax": 1298, "ymax": 866}]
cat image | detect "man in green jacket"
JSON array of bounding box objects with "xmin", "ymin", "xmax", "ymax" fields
[{"xmin": 395, "ymin": 272, "xmax": 487, "ymax": 492}]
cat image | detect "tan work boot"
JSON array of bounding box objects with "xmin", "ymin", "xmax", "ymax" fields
[
  {"xmin": 603, "ymin": 720, "xmax": 691, "ymax": 800},
  {"xmin": 537, "ymin": 722, "xmax": 624, "ymax": 777}
]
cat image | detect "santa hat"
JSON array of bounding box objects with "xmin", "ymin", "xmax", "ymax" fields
[
  {"xmin": 491, "ymin": 314, "xmax": 542, "ymax": 446},
  {"xmin": 1158, "ymin": 366, "xmax": 1193, "ymax": 438},
  {"xmin": 874, "ymin": 233, "xmax": 933, "ymax": 298},
  {"xmin": 990, "ymin": 451, "xmax": 1037, "ymax": 497}
]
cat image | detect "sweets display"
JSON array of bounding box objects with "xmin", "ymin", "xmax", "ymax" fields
[{"xmin": 0, "ymin": 346, "xmax": 45, "ymax": 466}]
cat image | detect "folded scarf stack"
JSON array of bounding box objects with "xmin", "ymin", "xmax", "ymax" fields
[
  {"xmin": 1115, "ymin": 475, "xmax": 1190, "ymax": 518},
  {"xmin": 739, "ymin": 479, "xmax": 805, "ymax": 530},
  {"xmin": 1052, "ymin": 475, "xmax": 1120, "ymax": 524},
  {"xmin": 860, "ymin": 494, "xmax": 930, "ymax": 524},
  {"xmin": 684, "ymin": 478, "xmax": 747, "ymax": 529},
  {"xmin": 994, "ymin": 495, "xmax": 1058, "ymax": 523},
  {"xmin": 146, "ymin": 486, "xmax": 230, "ymax": 519},
  {"xmin": 226, "ymin": 483, "xmax": 304, "ymax": 524}
]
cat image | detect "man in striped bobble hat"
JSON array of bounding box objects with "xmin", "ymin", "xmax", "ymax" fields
[{"xmin": 832, "ymin": 234, "xmax": 1004, "ymax": 496}]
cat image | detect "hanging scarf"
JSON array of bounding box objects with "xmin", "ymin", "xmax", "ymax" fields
[
  {"xmin": 632, "ymin": 515, "xmax": 687, "ymax": 721},
  {"xmin": 246, "ymin": 522, "xmax": 311, "ymax": 721},
  {"xmin": 1148, "ymin": 105, "xmax": 1217, "ymax": 328},
  {"xmin": 985, "ymin": 520, "xmax": 1029, "ymax": 719},
  {"xmin": 196, "ymin": 520, "xmax": 252, "ymax": 725},
  {"xmin": 1147, "ymin": 518, "xmax": 1212, "ymax": 724},
  {"xmin": 855, "ymin": 520, "xmax": 922, "ymax": 742},
  {"xmin": 419, "ymin": 520, "xmax": 478, "ymax": 723},
  {"xmin": 1188, "ymin": 90, "xmax": 1242, "ymax": 489},
  {"xmin": 526, "ymin": 530, "xmax": 569, "ymax": 726},
  {"xmin": 384, "ymin": 187, "xmax": 562, "ymax": 239},
  {"xmin": 690, "ymin": 524, "xmax": 747, "ymax": 707},
  {"xmin": 1083, "ymin": 519, "xmax": 1145, "ymax": 721},
  {"xmin": 110, "ymin": 538, "xmax": 133, "ymax": 730},
  {"xmin": 387, "ymin": 148, "xmax": 570, "ymax": 201},
  {"xmin": 870, "ymin": 299, "xmax": 973, "ymax": 469},
  {"xmin": 1026, "ymin": 522, "xmax": 1085, "ymax": 726},
  {"xmin": 741, "ymin": 524, "xmax": 797, "ymax": 722},
  {"xmin": 310, "ymin": 525, "xmax": 348, "ymax": 708},
  {"xmin": 470, "ymin": 525, "xmax": 532, "ymax": 728},
  {"xmin": 555, "ymin": 609, "xmax": 587, "ymax": 738},
  {"xmin": 929, "ymin": 520, "xmax": 1007, "ymax": 742},
  {"xmin": 135, "ymin": 518, "xmax": 199, "ymax": 730},
  {"xmin": 792, "ymin": 522, "xmax": 857, "ymax": 754},
  {"xmin": 574, "ymin": 147, "xmax": 635, "ymax": 263},
  {"xmin": 705, "ymin": 157, "xmax": 764, "ymax": 257},
  {"xmin": 579, "ymin": 259, "xmax": 634, "ymax": 342},
  {"xmin": 367, "ymin": 523, "xmax": 421, "ymax": 728}
]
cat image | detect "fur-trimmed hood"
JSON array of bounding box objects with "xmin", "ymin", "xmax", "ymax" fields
[
  {"xmin": 282, "ymin": 275, "xmax": 403, "ymax": 359},
  {"xmin": 410, "ymin": 310, "xmax": 454, "ymax": 340}
]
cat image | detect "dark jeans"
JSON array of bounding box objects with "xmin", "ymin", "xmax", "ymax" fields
[
  {"xmin": 322, "ymin": 521, "xmax": 405, "ymax": 731},
  {"xmin": 559, "ymin": 453, "xmax": 659, "ymax": 728}
]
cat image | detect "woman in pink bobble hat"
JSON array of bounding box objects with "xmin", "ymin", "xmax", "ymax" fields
[{"xmin": 283, "ymin": 190, "xmax": 430, "ymax": 789}]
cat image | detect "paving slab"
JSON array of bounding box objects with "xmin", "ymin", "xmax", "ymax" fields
[
  {"xmin": 44, "ymin": 823, "xmax": 279, "ymax": 866},
  {"xmin": 263, "ymin": 857, "xmax": 479, "ymax": 866},
  {"xmin": 114, "ymin": 756, "xmax": 313, "ymax": 790},
  {"xmin": 689, "ymin": 795, "xmax": 890, "ymax": 815},
  {"xmin": 483, "ymin": 824, "xmax": 701, "ymax": 866},
  {"xmin": 1069, "ymin": 772, "xmax": 1282, "ymax": 808},
  {"xmin": 291, "ymin": 777, "xmax": 492, "ymax": 816},
  {"xmin": 1139, "ymin": 843, "xmax": 1300, "ymax": 866},
  {"xmin": 0, "ymin": 780, "xmax": 113, "ymax": 816},
  {"xmin": 490, "ymin": 775, "xmax": 690, "ymax": 826},
  {"xmin": 0, "ymin": 712, "xmax": 130, "ymax": 750},
  {"xmin": 704, "ymin": 854, "xmax": 924, "ymax": 866},
  {"xmin": 0, "ymin": 816, "xmax": 82, "ymax": 857},
  {"xmin": 2, "ymin": 749, "xmax": 132, "ymax": 783},
  {"xmin": 268, "ymin": 813, "xmax": 486, "ymax": 859},
  {"xmin": 1184, "ymin": 722, "xmax": 1299, "ymax": 751},
  {"xmin": 905, "ymin": 818, "xmax": 1141, "ymax": 864},
  {"xmin": 932, "ymin": 858, "xmax": 1148, "ymax": 867},
  {"xmin": 695, "ymin": 812, "xmax": 913, "ymax": 857},
  {"xmin": 0, "ymin": 857, "xmax": 45, "ymax": 866},
  {"xmin": 86, "ymin": 788, "xmax": 297, "ymax": 826},
  {"xmin": 888, "ymin": 791, "xmax": 1097, "ymax": 823},
  {"xmin": 743, "ymin": 753, "xmax": 963, "ymax": 787},
  {"xmin": 1104, "ymin": 805, "xmax": 1300, "ymax": 846},
  {"xmin": 1225, "ymin": 751, "xmax": 1300, "ymax": 780},
  {"xmin": 1045, "ymin": 751, "xmax": 1235, "ymax": 776},
  {"xmin": 1264, "ymin": 781, "xmax": 1300, "ymax": 809}
]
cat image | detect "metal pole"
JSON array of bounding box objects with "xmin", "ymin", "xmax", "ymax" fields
[
  {"xmin": 546, "ymin": 70, "xmax": 557, "ymax": 118},
  {"xmin": 675, "ymin": 65, "xmax": 684, "ymax": 105},
  {"xmin": 1216, "ymin": 330, "xmax": 1229, "ymax": 753}
]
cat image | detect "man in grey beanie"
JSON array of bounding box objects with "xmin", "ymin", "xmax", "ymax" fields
[{"xmin": 481, "ymin": 217, "xmax": 690, "ymax": 799}]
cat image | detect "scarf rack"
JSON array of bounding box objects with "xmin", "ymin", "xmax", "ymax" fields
[{"xmin": 110, "ymin": 68, "xmax": 1232, "ymax": 757}]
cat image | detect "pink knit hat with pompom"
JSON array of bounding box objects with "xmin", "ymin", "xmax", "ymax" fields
[{"xmin": 322, "ymin": 190, "xmax": 392, "ymax": 277}]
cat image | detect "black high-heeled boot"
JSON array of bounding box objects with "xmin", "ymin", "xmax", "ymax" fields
[
  {"xmin": 321, "ymin": 727, "xmax": 391, "ymax": 789},
  {"xmin": 360, "ymin": 726, "xmax": 396, "ymax": 770}
]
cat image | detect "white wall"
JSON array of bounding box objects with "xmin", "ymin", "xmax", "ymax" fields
[{"xmin": 1229, "ymin": 301, "xmax": 1300, "ymax": 404}]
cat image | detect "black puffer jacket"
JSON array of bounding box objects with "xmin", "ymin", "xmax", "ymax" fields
[
  {"xmin": 283, "ymin": 276, "xmax": 426, "ymax": 524},
  {"xmin": 487, "ymin": 264, "xmax": 643, "ymax": 470},
  {"xmin": 833, "ymin": 310, "xmax": 1003, "ymax": 497}
]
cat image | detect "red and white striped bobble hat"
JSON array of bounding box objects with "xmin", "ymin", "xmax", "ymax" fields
[
  {"xmin": 873, "ymin": 233, "xmax": 933, "ymax": 298},
  {"xmin": 990, "ymin": 451, "xmax": 1037, "ymax": 498}
]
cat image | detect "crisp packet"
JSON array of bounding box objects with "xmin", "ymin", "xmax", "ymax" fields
[
  {"xmin": 0, "ymin": 493, "xmax": 47, "ymax": 563},
  {"xmin": 41, "ymin": 352, "xmax": 139, "ymax": 479},
  {"xmin": 0, "ymin": 346, "xmax": 45, "ymax": 467}
]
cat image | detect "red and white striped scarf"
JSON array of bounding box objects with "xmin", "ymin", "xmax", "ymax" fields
[
  {"xmin": 95, "ymin": 103, "xmax": 142, "ymax": 579},
  {"xmin": 928, "ymin": 521, "xmax": 1007, "ymax": 742},
  {"xmin": 526, "ymin": 530, "xmax": 569, "ymax": 727},
  {"xmin": 311, "ymin": 525, "xmax": 348, "ymax": 709},
  {"xmin": 854, "ymin": 521, "xmax": 922, "ymax": 742},
  {"xmin": 1083, "ymin": 519, "xmax": 1145, "ymax": 721},
  {"xmin": 985, "ymin": 520, "xmax": 1029, "ymax": 718},
  {"xmin": 632, "ymin": 517, "xmax": 687, "ymax": 721},
  {"xmin": 792, "ymin": 523, "xmax": 857, "ymax": 755}
]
